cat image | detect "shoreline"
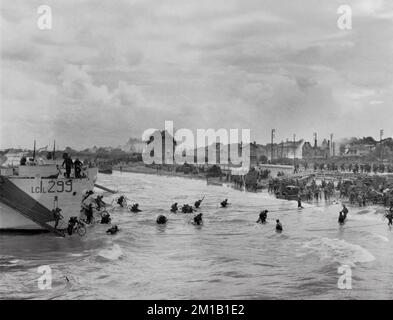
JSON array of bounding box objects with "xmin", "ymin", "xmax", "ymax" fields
[
  {"xmin": 113, "ymin": 164, "xmax": 217, "ymax": 182},
  {"xmin": 110, "ymin": 167, "xmax": 391, "ymax": 214},
  {"xmin": 112, "ymin": 164, "xmax": 393, "ymax": 210}
]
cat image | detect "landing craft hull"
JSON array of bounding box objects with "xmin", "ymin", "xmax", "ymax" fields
[{"xmin": 0, "ymin": 167, "xmax": 97, "ymax": 230}]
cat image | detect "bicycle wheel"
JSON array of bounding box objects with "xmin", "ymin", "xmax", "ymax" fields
[
  {"xmin": 99, "ymin": 210, "xmax": 109, "ymax": 218},
  {"xmin": 77, "ymin": 225, "xmax": 86, "ymax": 236}
]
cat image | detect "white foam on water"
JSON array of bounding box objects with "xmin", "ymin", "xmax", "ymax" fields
[
  {"xmin": 349, "ymin": 208, "xmax": 381, "ymax": 222},
  {"xmin": 98, "ymin": 244, "xmax": 124, "ymax": 261},
  {"xmin": 371, "ymin": 234, "xmax": 389, "ymax": 242},
  {"xmin": 312, "ymin": 207, "xmax": 326, "ymax": 212},
  {"xmin": 9, "ymin": 259, "xmax": 20, "ymax": 264},
  {"xmin": 302, "ymin": 237, "xmax": 375, "ymax": 266},
  {"xmin": 0, "ymin": 258, "xmax": 24, "ymax": 268},
  {"xmin": 69, "ymin": 253, "xmax": 84, "ymax": 257}
]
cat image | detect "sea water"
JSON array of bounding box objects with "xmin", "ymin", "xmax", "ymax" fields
[{"xmin": 0, "ymin": 171, "xmax": 392, "ymax": 299}]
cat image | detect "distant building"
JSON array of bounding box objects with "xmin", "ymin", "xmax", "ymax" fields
[
  {"xmin": 279, "ymin": 139, "xmax": 304, "ymax": 159},
  {"xmin": 250, "ymin": 142, "xmax": 269, "ymax": 165},
  {"xmin": 1, "ymin": 151, "xmax": 28, "ymax": 166},
  {"xmin": 343, "ymin": 144, "xmax": 374, "ymax": 157},
  {"xmin": 192, "ymin": 142, "xmax": 254, "ymax": 169},
  {"xmin": 302, "ymin": 138, "xmax": 334, "ymax": 159},
  {"xmin": 267, "ymin": 139, "xmax": 305, "ymax": 160},
  {"xmin": 194, "ymin": 142, "xmax": 236, "ymax": 166}
]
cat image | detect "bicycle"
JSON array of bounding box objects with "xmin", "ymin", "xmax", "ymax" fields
[
  {"xmin": 74, "ymin": 219, "xmax": 86, "ymax": 236},
  {"xmin": 66, "ymin": 217, "xmax": 86, "ymax": 236},
  {"xmin": 93, "ymin": 207, "xmax": 112, "ymax": 224}
]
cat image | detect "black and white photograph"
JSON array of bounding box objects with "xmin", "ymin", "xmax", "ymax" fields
[{"xmin": 1, "ymin": 0, "xmax": 393, "ymax": 305}]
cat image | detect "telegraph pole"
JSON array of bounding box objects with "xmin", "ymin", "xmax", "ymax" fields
[
  {"xmin": 271, "ymin": 129, "xmax": 276, "ymax": 162},
  {"xmin": 281, "ymin": 140, "xmax": 284, "ymax": 159},
  {"xmin": 380, "ymin": 129, "xmax": 384, "ymax": 160},
  {"xmin": 286, "ymin": 138, "xmax": 289, "ymax": 157},
  {"xmin": 293, "ymin": 133, "xmax": 296, "ymax": 166}
]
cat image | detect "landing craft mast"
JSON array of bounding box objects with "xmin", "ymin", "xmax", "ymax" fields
[{"xmin": 33, "ymin": 140, "xmax": 36, "ymax": 160}]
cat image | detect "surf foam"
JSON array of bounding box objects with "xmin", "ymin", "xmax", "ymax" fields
[
  {"xmin": 98, "ymin": 244, "xmax": 124, "ymax": 261},
  {"xmin": 303, "ymin": 237, "xmax": 375, "ymax": 266}
]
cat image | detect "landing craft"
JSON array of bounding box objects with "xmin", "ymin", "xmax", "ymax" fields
[{"xmin": 0, "ymin": 153, "xmax": 97, "ymax": 233}]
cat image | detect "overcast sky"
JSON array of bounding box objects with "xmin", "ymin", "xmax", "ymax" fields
[{"xmin": 1, "ymin": 0, "xmax": 392, "ymax": 150}]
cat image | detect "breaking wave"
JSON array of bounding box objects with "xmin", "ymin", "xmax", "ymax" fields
[
  {"xmin": 303, "ymin": 237, "xmax": 375, "ymax": 266},
  {"xmin": 97, "ymin": 244, "xmax": 124, "ymax": 261}
]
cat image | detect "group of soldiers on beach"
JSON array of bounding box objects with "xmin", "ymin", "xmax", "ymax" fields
[
  {"xmin": 267, "ymin": 174, "xmax": 393, "ymax": 226},
  {"xmin": 269, "ymin": 175, "xmax": 393, "ymax": 207}
]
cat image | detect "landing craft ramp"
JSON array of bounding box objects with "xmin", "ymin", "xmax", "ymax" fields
[{"xmin": 0, "ymin": 176, "xmax": 65, "ymax": 236}]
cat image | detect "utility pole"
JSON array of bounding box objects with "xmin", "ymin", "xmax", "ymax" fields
[
  {"xmin": 293, "ymin": 134, "xmax": 296, "ymax": 166},
  {"xmin": 271, "ymin": 129, "xmax": 276, "ymax": 162},
  {"xmin": 380, "ymin": 129, "xmax": 384, "ymax": 160},
  {"xmin": 330, "ymin": 133, "xmax": 334, "ymax": 157},
  {"xmin": 281, "ymin": 140, "xmax": 284, "ymax": 159},
  {"xmin": 286, "ymin": 138, "xmax": 289, "ymax": 158},
  {"xmin": 333, "ymin": 142, "xmax": 335, "ymax": 157}
]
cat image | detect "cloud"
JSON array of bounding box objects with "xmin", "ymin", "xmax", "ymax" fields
[
  {"xmin": 1, "ymin": 0, "xmax": 393, "ymax": 149},
  {"xmin": 370, "ymin": 100, "xmax": 384, "ymax": 105}
]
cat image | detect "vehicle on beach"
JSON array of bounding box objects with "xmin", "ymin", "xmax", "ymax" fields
[
  {"xmin": 207, "ymin": 180, "xmax": 223, "ymax": 186},
  {"xmin": 367, "ymin": 189, "xmax": 384, "ymax": 204},
  {"xmin": 98, "ymin": 164, "xmax": 113, "ymax": 174},
  {"xmin": 275, "ymin": 185, "xmax": 300, "ymax": 200}
]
